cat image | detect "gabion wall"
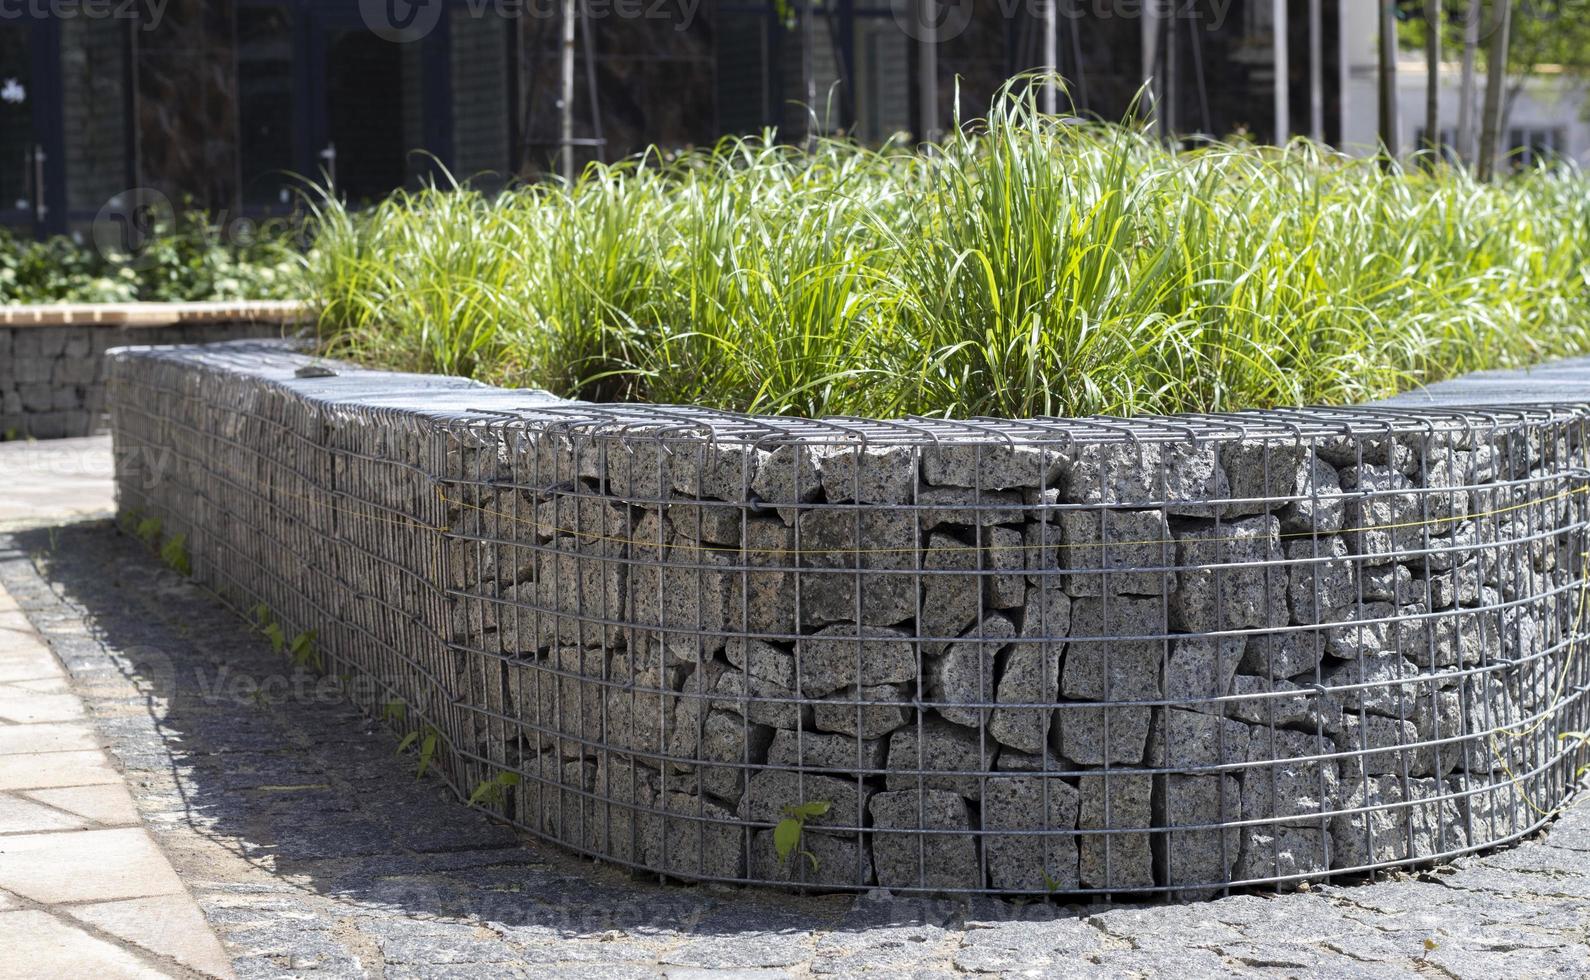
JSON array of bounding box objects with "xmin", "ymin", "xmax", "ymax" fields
[
  {"xmin": 1, "ymin": 319, "xmax": 291, "ymax": 439},
  {"xmin": 107, "ymin": 342, "xmax": 1590, "ymax": 898}
]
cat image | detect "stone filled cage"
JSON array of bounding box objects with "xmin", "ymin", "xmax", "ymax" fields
[{"xmin": 107, "ymin": 342, "xmax": 1590, "ymax": 898}]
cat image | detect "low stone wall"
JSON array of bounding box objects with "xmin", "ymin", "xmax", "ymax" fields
[
  {"xmin": 107, "ymin": 341, "xmax": 1590, "ymax": 898},
  {"xmin": 1, "ymin": 302, "xmax": 305, "ymax": 439}
]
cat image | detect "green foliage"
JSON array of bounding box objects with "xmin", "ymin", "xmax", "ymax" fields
[
  {"xmin": 287, "ymin": 630, "xmax": 321, "ymax": 672},
  {"xmin": 397, "ymin": 725, "xmax": 444, "ymax": 780},
  {"xmin": 0, "ymin": 209, "xmax": 300, "ymax": 304},
  {"xmin": 1402, "ymin": 1, "xmax": 1590, "ymax": 80},
  {"xmin": 467, "ymin": 771, "xmax": 521, "ymax": 807},
  {"xmin": 306, "ymin": 80, "xmax": 1590, "ymax": 420},
  {"xmin": 382, "ymin": 699, "xmax": 407, "ymax": 725},
  {"xmin": 263, "ymin": 621, "xmax": 286, "ymax": 655},
  {"xmin": 159, "ymin": 533, "xmax": 190, "ymax": 576},
  {"xmin": 774, "ymin": 800, "xmax": 831, "ymax": 870},
  {"xmin": 249, "ymin": 603, "xmax": 288, "ymax": 656},
  {"xmin": 134, "ymin": 516, "xmax": 162, "ymax": 548}
]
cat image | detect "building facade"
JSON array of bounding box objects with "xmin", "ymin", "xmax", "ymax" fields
[{"xmin": 14, "ymin": 2, "xmax": 1570, "ymax": 241}]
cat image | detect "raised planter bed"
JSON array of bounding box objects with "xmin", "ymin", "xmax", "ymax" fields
[
  {"xmin": 0, "ymin": 301, "xmax": 306, "ymax": 439},
  {"xmin": 106, "ymin": 340, "xmax": 1590, "ymax": 897}
]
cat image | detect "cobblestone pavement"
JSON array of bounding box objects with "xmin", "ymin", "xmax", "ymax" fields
[{"xmin": 3, "ymin": 520, "xmax": 1589, "ymax": 979}]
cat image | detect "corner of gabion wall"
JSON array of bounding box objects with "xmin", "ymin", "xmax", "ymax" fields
[{"xmin": 106, "ymin": 341, "xmax": 1590, "ymax": 898}]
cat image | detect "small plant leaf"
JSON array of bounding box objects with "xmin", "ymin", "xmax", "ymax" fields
[
  {"xmin": 136, "ymin": 516, "xmax": 162, "ymax": 547},
  {"xmin": 416, "ymin": 730, "xmax": 439, "ymax": 779},
  {"xmin": 773, "ymin": 818, "xmax": 802, "ymax": 861},
  {"xmin": 159, "ymin": 533, "xmax": 190, "ymax": 576},
  {"xmin": 288, "ymin": 630, "xmax": 320, "ymax": 671},
  {"xmin": 466, "ymin": 771, "xmax": 522, "ymax": 807},
  {"xmin": 395, "ymin": 731, "xmax": 419, "ymax": 754},
  {"xmin": 789, "ymin": 800, "xmax": 831, "ymax": 821},
  {"xmin": 263, "ymin": 622, "xmax": 285, "ymax": 654}
]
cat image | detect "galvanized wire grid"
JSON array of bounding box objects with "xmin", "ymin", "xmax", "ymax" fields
[{"xmin": 107, "ymin": 342, "xmax": 1590, "ymax": 898}]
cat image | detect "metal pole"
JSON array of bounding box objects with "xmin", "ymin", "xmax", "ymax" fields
[
  {"xmin": 1308, "ymin": 0, "xmax": 1325, "ymax": 141},
  {"xmin": 1163, "ymin": 0, "xmax": 1177, "ymax": 138},
  {"xmin": 560, "ymin": 0, "xmax": 576, "ymax": 182},
  {"xmin": 918, "ymin": 0, "xmax": 938, "ymax": 142},
  {"xmin": 1273, "ymin": 0, "xmax": 1289, "ymax": 143},
  {"xmin": 804, "ymin": 0, "xmax": 818, "ymax": 144},
  {"xmin": 1041, "ymin": 0, "xmax": 1058, "ymax": 115},
  {"xmin": 1141, "ymin": 0, "xmax": 1159, "ymax": 129}
]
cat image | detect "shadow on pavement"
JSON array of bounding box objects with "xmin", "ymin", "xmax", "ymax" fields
[{"xmin": 0, "ymin": 520, "xmax": 1088, "ymax": 974}]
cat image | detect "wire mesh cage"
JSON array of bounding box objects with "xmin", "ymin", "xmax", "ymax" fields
[{"xmin": 108, "ymin": 342, "xmax": 1590, "ymax": 898}]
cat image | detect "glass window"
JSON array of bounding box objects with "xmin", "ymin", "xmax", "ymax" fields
[
  {"xmin": 854, "ymin": 18, "xmax": 909, "ymax": 144},
  {"xmin": 238, "ymin": 5, "xmax": 296, "ymax": 208},
  {"xmin": 451, "ymin": 14, "xmax": 511, "ymax": 187},
  {"xmin": 62, "ymin": 18, "xmax": 131, "ymax": 217},
  {"xmin": 0, "ymin": 26, "xmax": 36, "ymax": 224},
  {"xmin": 323, "ymin": 27, "xmax": 421, "ymax": 201},
  {"xmin": 717, "ymin": 11, "xmax": 772, "ymax": 135}
]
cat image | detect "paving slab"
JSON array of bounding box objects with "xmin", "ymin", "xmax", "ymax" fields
[
  {"xmin": 0, "ymin": 791, "xmax": 90, "ymax": 833},
  {"xmin": 0, "ymin": 435, "xmax": 117, "ymax": 531},
  {"xmin": 0, "ymin": 909, "xmax": 174, "ymax": 979},
  {"xmin": 1, "ymin": 521, "xmax": 1588, "ymax": 977},
  {"xmin": 0, "ymin": 826, "xmax": 188, "ymax": 905},
  {"xmin": 0, "ymin": 748, "xmax": 119, "ymax": 789},
  {"xmin": 0, "ymin": 559, "xmax": 234, "ymax": 977},
  {"xmin": 25, "ymin": 782, "xmax": 143, "ymax": 825},
  {"xmin": 68, "ymin": 895, "xmax": 238, "ymax": 978},
  {"xmin": 0, "ymin": 720, "xmax": 101, "ymax": 755}
]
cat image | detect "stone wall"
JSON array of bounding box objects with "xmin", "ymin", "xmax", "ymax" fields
[
  {"xmin": 0, "ymin": 303, "xmax": 303, "ymax": 439},
  {"xmin": 107, "ymin": 341, "xmax": 1590, "ymax": 898}
]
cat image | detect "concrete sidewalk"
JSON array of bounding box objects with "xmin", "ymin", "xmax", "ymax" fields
[
  {"xmin": 0, "ymin": 576, "xmax": 232, "ymax": 978},
  {"xmin": 1, "ymin": 433, "xmax": 230, "ymax": 977},
  {"xmin": 0, "ymin": 435, "xmax": 117, "ymax": 531}
]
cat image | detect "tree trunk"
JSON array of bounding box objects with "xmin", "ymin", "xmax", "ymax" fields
[
  {"xmin": 1477, "ymin": 0, "xmax": 1512, "ymax": 181},
  {"xmin": 1425, "ymin": 0, "xmax": 1442, "ymax": 157},
  {"xmin": 1457, "ymin": 0, "xmax": 1480, "ymax": 162},
  {"xmin": 1378, "ymin": 1, "xmax": 1400, "ymax": 160}
]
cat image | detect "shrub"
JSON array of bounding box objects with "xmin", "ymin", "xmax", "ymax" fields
[
  {"xmin": 0, "ymin": 208, "xmax": 301, "ymax": 304},
  {"xmin": 306, "ymin": 82, "xmax": 1590, "ymax": 420}
]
